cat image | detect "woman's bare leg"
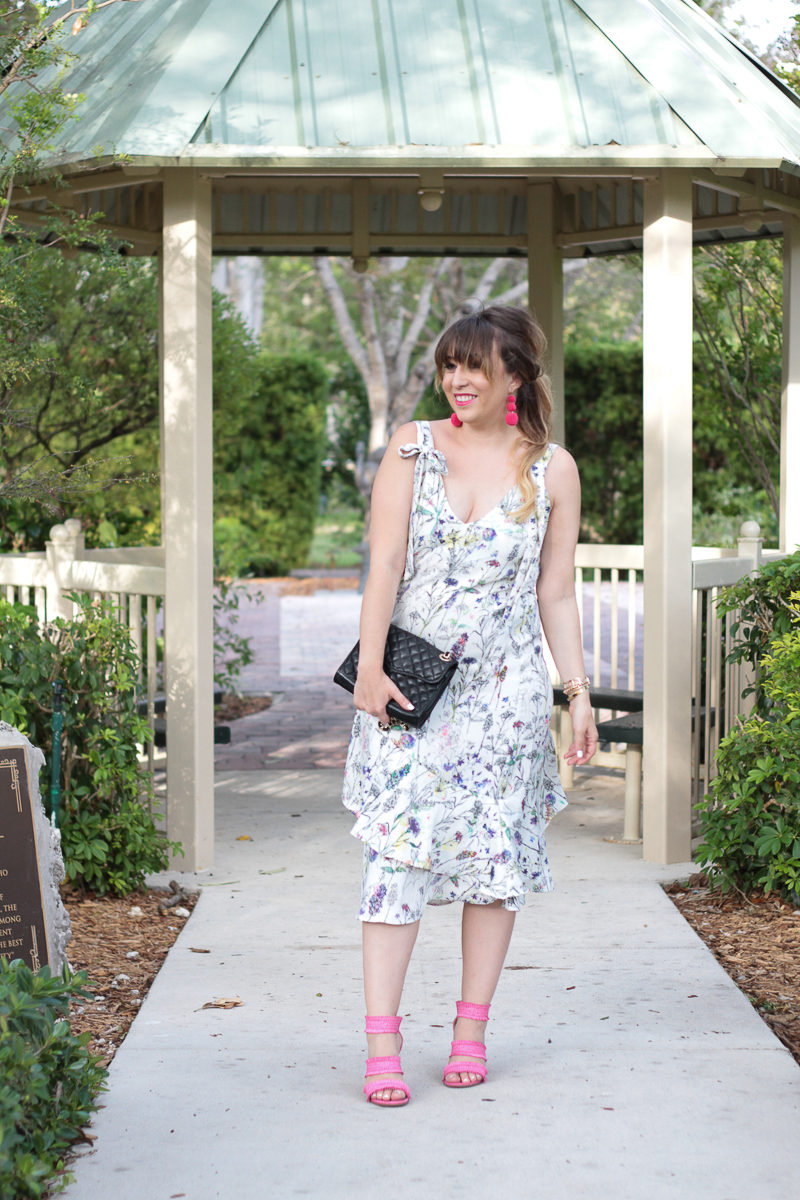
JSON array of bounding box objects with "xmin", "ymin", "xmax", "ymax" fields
[
  {"xmin": 445, "ymin": 901, "xmax": 516, "ymax": 1085},
  {"xmin": 362, "ymin": 920, "xmax": 420, "ymax": 1103}
]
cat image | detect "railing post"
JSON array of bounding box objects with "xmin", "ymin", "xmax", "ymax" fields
[
  {"xmin": 735, "ymin": 520, "xmax": 762, "ymax": 720},
  {"xmin": 736, "ymin": 521, "xmax": 762, "ymax": 570},
  {"xmin": 45, "ymin": 519, "xmax": 84, "ymax": 620}
]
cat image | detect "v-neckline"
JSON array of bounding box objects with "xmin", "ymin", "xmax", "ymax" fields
[
  {"xmin": 440, "ymin": 483, "xmax": 518, "ymax": 527},
  {"xmin": 427, "ymin": 425, "xmax": 518, "ymax": 527}
]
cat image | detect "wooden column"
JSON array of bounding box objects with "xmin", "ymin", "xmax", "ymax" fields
[
  {"xmin": 527, "ymin": 183, "xmax": 565, "ymax": 444},
  {"xmin": 641, "ymin": 171, "xmax": 693, "ymax": 864},
  {"xmin": 160, "ymin": 169, "xmax": 214, "ymax": 870},
  {"xmin": 782, "ymin": 215, "xmax": 800, "ymax": 553}
]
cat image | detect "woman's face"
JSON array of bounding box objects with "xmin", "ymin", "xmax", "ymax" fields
[{"xmin": 440, "ymin": 346, "xmax": 519, "ymax": 427}]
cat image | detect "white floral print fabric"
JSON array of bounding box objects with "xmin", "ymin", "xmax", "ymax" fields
[{"xmin": 343, "ymin": 420, "xmax": 567, "ymax": 917}]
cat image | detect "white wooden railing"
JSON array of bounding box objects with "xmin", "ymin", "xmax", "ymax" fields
[
  {"xmin": 549, "ymin": 523, "xmax": 785, "ymax": 825},
  {"xmin": 691, "ymin": 522, "xmax": 785, "ymax": 806},
  {"xmin": 0, "ymin": 520, "xmax": 165, "ymax": 770},
  {"xmin": 0, "ymin": 517, "xmax": 784, "ymax": 826}
]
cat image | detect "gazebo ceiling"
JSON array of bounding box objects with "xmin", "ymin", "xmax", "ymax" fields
[{"xmin": 8, "ymin": 0, "xmax": 800, "ymax": 255}]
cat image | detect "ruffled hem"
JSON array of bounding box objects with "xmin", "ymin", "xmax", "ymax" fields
[
  {"xmin": 346, "ymin": 779, "xmax": 566, "ymax": 897},
  {"xmin": 353, "ymin": 820, "xmax": 559, "ymax": 898}
]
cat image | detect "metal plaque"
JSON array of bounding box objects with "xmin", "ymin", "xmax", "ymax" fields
[{"xmin": 0, "ymin": 746, "xmax": 50, "ymax": 970}]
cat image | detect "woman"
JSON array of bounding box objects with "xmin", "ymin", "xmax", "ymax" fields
[{"xmin": 342, "ymin": 304, "xmax": 597, "ymax": 1106}]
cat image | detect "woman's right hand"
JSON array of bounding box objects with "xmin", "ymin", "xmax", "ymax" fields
[{"xmin": 353, "ymin": 666, "xmax": 415, "ymax": 726}]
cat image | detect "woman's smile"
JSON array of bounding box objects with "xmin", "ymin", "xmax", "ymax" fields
[{"xmin": 442, "ymin": 353, "xmax": 516, "ymax": 424}]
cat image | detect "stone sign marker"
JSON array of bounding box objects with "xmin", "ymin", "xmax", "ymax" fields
[{"xmin": 0, "ymin": 725, "xmax": 71, "ymax": 972}]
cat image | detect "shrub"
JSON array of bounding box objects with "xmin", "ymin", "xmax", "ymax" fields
[
  {"xmin": 712, "ymin": 548, "xmax": 800, "ymax": 716},
  {"xmin": 695, "ymin": 590, "xmax": 800, "ymax": 903},
  {"xmin": 213, "ymin": 577, "xmax": 261, "ymax": 694},
  {"xmin": 0, "ymin": 959, "xmax": 106, "ymax": 1199},
  {"xmin": 213, "ymin": 352, "xmax": 328, "ymax": 576},
  {"xmin": 562, "ymin": 341, "xmax": 644, "ymax": 543},
  {"xmin": 0, "ymin": 595, "xmax": 179, "ymax": 894}
]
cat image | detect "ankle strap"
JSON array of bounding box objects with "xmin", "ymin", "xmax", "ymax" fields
[
  {"xmin": 365, "ymin": 1014, "xmax": 402, "ymax": 1034},
  {"xmin": 456, "ymin": 1000, "xmax": 490, "ymax": 1021}
]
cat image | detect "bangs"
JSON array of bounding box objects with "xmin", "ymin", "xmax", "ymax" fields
[{"xmin": 434, "ymin": 315, "xmax": 498, "ymax": 379}]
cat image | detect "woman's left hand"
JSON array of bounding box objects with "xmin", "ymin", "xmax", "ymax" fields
[{"xmin": 564, "ymin": 693, "xmax": 599, "ymax": 766}]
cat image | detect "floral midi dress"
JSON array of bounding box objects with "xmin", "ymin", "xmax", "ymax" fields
[{"xmin": 342, "ymin": 420, "xmax": 567, "ymax": 921}]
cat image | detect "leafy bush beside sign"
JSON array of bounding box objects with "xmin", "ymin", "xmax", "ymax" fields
[
  {"xmin": 0, "ymin": 595, "xmax": 179, "ymax": 895},
  {"xmin": 0, "ymin": 960, "xmax": 107, "ymax": 1199}
]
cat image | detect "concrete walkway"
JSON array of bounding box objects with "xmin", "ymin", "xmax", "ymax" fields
[{"xmin": 63, "ymin": 585, "xmax": 800, "ymax": 1200}]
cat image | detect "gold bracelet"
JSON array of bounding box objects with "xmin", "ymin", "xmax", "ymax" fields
[
  {"xmin": 566, "ymin": 683, "xmax": 591, "ymax": 700},
  {"xmin": 562, "ymin": 675, "xmax": 590, "ymax": 699}
]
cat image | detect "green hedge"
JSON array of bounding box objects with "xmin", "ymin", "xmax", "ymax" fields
[
  {"xmin": 563, "ymin": 342, "xmax": 644, "ymax": 544},
  {"xmin": 0, "ymin": 960, "xmax": 106, "ymax": 1199},
  {"xmin": 214, "ymin": 352, "xmax": 328, "ymax": 576}
]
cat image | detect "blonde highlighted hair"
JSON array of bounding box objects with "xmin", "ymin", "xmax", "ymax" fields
[{"xmin": 434, "ymin": 305, "xmax": 553, "ymax": 522}]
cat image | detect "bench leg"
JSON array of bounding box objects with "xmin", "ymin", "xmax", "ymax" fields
[
  {"xmin": 622, "ymin": 745, "xmax": 643, "ymax": 842},
  {"xmin": 556, "ymin": 707, "xmax": 575, "ymax": 790}
]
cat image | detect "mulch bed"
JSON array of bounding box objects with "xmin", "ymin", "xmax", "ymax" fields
[
  {"xmin": 665, "ymin": 875, "xmax": 800, "ymax": 1065},
  {"xmin": 65, "ymin": 886, "xmax": 197, "ymax": 1066},
  {"xmin": 215, "ymin": 693, "xmax": 273, "ymax": 722}
]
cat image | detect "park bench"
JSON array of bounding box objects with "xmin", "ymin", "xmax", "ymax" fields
[
  {"xmin": 590, "ymin": 704, "xmax": 716, "ymax": 843},
  {"xmin": 551, "ymin": 686, "xmax": 644, "ymax": 840}
]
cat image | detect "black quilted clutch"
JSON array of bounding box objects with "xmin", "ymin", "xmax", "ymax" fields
[{"xmin": 333, "ymin": 623, "xmax": 457, "ymax": 729}]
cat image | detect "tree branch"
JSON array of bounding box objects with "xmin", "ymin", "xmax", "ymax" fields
[{"xmin": 313, "ymin": 257, "xmax": 369, "ymax": 378}]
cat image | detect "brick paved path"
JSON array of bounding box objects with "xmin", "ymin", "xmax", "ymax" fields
[{"xmin": 214, "ymin": 580, "xmax": 360, "ymax": 771}]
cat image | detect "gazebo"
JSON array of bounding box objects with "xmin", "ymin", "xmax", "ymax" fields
[{"xmin": 7, "ymin": 0, "xmax": 800, "ymax": 870}]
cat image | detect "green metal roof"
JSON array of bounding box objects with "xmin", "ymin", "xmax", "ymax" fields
[{"xmin": 15, "ymin": 0, "xmax": 800, "ymax": 170}]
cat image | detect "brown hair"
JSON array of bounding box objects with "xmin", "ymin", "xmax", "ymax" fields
[{"xmin": 434, "ymin": 305, "xmax": 553, "ymax": 522}]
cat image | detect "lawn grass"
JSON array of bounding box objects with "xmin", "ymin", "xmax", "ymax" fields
[{"xmin": 307, "ymin": 504, "xmax": 365, "ymax": 569}]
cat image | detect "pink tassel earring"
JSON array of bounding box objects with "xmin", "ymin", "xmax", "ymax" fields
[
  {"xmin": 505, "ymin": 393, "xmax": 518, "ymax": 426},
  {"xmin": 450, "ymin": 412, "xmax": 463, "ymax": 427}
]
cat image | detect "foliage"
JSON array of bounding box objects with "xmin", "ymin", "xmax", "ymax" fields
[
  {"xmin": 563, "ymin": 256, "xmax": 643, "ymax": 343},
  {"xmin": 213, "ymin": 579, "xmax": 262, "ymax": 694},
  {"xmin": 306, "ymin": 502, "xmax": 365, "ymax": 570},
  {"xmin": 695, "ymin": 592, "xmax": 800, "ymax": 904},
  {"xmin": 0, "ymin": 250, "xmax": 160, "ymax": 547},
  {"xmin": 560, "ymin": 255, "xmax": 783, "ymax": 544},
  {"xmin": 322, "ymin": 359, "xmax": 371, "ymax": 510},
  {"xmin": 0, "ymin": 1, "xmax": 137, "ymax": 511},
  {"xmin": 691, "ymin": 485, "xmax": 778, "ymax": 550},
  {"xmin": 712, "ymin": 548, "xmax": 800, "ymax": 716},
  {"xmin": 256, "ymin": 256, "xmax": 344, "ymax": 362},
  {"xmin": 0, "ymin": 595, "xmax": 179, "ymax": 894},
  {"xmin": 693, "ymin": 241, "xmax": 782, "ymax": 520},
  {"xmin": 562, "ymin": 341, "xmax": 644, "ymax": 543},
  {"xmin": 774, "ymin": 16, "xmax": 800, "ymax": 93},
  {"xmin": 214, "ymin": 352, "xmax": 328, "ymax": 576},
  {"xmin": 0, "ymin": 280, "xmax": 263, "ymax": 554},
  {"xmin": 0, "ymin": 958, "xmax": 106, "ymax": 1199}
]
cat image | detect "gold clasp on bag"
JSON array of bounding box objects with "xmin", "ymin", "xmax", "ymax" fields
[{"xmin": 439, "ymin": 651, "xmax": 452, "ymax": 661}]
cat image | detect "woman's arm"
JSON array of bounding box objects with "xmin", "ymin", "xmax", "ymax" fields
[
  {"xmin": 353, "ymin": 422, "xmax": 419, "ymax": 725},
  {"xmin": 537, "ymin": 448, "xmax": 598, "ymax": 765}
]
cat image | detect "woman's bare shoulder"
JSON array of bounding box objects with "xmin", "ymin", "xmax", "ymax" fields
[
  {"xmin": 544, "ymin": 445, "xmax": 580, "ymax": 500},
  {"xmin": 387, "ymin": 421, "xmax": 420, "ymax": 449}
]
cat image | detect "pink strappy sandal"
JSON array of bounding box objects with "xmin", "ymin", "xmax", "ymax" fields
[
  {"xmin": 443, "ymin": 1000, "xmax": 490, "ymax": 1088},
  {"xmin": 364, "ymin": 1014, "xmax": 411, "ymax": 1107}
]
